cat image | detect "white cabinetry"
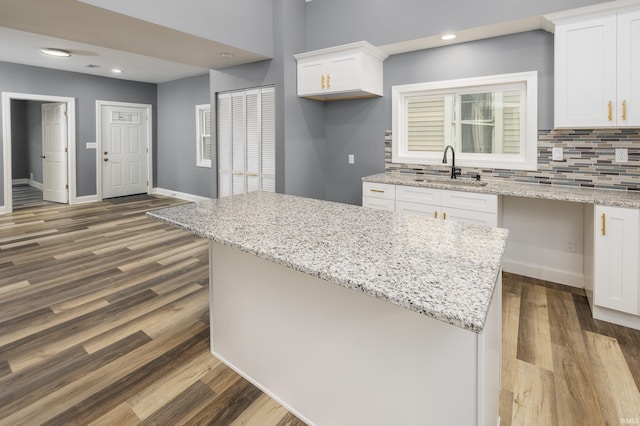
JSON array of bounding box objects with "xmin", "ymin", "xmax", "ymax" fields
[
  {"xmin": 594, "ymin": 205, "xmax": 639, "ymax": 314},
  {"xmin": 553, "ymin": 9, "xmax": 640, "ymax": 127},
  {"xmin": 294, "ymin": 41, "xmax": 388, "ymax": 101},
  {"xmin": 585, "ymin": 204, "xmax": 640, "ymax": 329},
  {"xmin": 362, "ymin": 182, "xmax": 395, "ymax": 211},
  {"xmin": 364, "ymin": 182, "xmax": 499, "ymax": 227}
]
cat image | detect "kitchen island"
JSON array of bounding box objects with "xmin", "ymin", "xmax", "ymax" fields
[{"xmin": 148, "ymin": 192, "xmax": 509, "ymax": 426}]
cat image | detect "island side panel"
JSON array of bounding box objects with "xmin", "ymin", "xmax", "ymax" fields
[
  {"xmin": 209, "ymin": 241, "xmax": 496, "ymax": 426},
  {"xmin": 478, "ymin": 271, "xmax": 502, "ymax": 426}
]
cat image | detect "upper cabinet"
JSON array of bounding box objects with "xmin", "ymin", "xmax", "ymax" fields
[
  {"xmin": 551, "ymin": 7, "xmax": 640, "ymax": 128},
  {"xmin": 294, "ymin": 41, "xmax": 389, "ymax": 101}
]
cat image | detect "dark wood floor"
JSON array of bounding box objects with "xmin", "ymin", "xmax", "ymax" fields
[
  {"xmin": 0, "ymin": 195, "xmax": 304, "ymax": 425},
  {"xmin": 1, "ymin": 195, "xmax": 639, "ymax": 425}
]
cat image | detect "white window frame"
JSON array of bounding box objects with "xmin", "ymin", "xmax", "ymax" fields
[
  {"xmin": 196, "ymin": 103, "xmax": 212, "ymax": 168},
  {"xmin": 392, "ymin": 71, "xmax": 538, "ymax": 171}
]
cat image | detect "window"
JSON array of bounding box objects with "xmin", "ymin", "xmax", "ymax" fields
[
  {"xmin": 392, "ymin": 72, "xmax": 538, "ymax": 170},
  {"xmin": 196, "ymin": 104, "xmax": 212, "ymax": 168},
  {"xmin": 217, "ymin": 86, "xmax": 275, "ymax": 197}
]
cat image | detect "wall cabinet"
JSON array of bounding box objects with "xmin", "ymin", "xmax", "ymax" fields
[
  {"xmin": 363, "ymin": 182, "xmax": 499, "ymax": 227},
  {"xmin": 294, "ymin": 41, "xmax": 388, "ymax": 101},
  {"xmin": 593, "ymin": 205, "xmax": 639, "ymax": 315},
  {"xmin": 553, "ymin": 9, "xmax": 640, "ymax": 127}
]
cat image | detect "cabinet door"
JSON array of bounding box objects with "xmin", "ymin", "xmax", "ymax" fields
[
  {"xmin": 617, "ymin": 10, "xmax": 640, "ymax": 127},
  {"xmin": 298, "ymin": 60, "xmax": 326, "ymax": 96},
  {"xmin": 594, "ymin": 205, "xmax": 639, "ymax": 314},
  {"xmin": 442, "ymin": 208, "xmax": 497, "ymax": 227},
  {"xmin": 396, "ymin": 200, "xmax": 440, "ymax": 219},
  {"xmin": 326, "ymin": 54, "xmax": 359, "ymax": 94},
  {"xmin": 555, "ymin": 16, "xmax": 617, "ymax": 128},
  {"xmin": 442, "ymin": 190, "xmax": 498, "ymax": 214}
]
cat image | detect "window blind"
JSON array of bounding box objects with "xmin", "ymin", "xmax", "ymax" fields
[{"xmin": 407, "ymin": 96, "xmax": 447, "ymax": 152}]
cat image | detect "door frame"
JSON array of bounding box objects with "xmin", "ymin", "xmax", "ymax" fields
[
  {"xmin": 96, "ymin": 100, "xmax": 152, "ymax": 201},
  {"xmin": 1, "ymin": 92, "xmax": 76, "ymax": 214}
]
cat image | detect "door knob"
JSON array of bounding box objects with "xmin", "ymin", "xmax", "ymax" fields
[
  {"xmin": 104, "ymin": 151, "xmax": 108, "ymax": 155},
  {"xmin": 104, "ymin": 158, "xmax": 109, "ymax": 162},
  {"xmin": 40, "ymin": 155, "xmax": 46, "ymax": 159}
]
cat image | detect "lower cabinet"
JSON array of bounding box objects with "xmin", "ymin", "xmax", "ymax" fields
[
  {"xmin": 363, "ymin": 182, "xmax": 499, "ymax": 227},
  {"xmin": 585, "ymin": 204, "xmax": 640, "ymax": 329},
  {"xmin": 593, "ymin": 205, "xmax": 640, "ymax": 315}
]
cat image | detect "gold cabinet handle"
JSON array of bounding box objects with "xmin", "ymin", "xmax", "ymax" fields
[
  {"xmin": 622, "ymin": 100, "xmax": 627, "ymax": 121},
  {"xmin": 608, "ymin": 101, "xmax": 613, "ymax": 121},
  {"xmin": 370, "ymin": 189, "xmax": 385, "ymax": 193},
  {"xmin": 327, "ymin": 74, "xmax": 331, "ymax": 89},
  {"xmin": 247, "ymin": 172, "xmax": 258, "ymax": 177},
  {"xmin": 443, "ymin": 212, "xmax": 447, "ymax": 220},
  {"xmin": 232, "ymin": 171, "xmax": 243, "ymax": 175},
  {"xmin": 434, "ymin": 211, "xmax": 438, "ymax": 219},
  {"xmin": 601, "ymin": 213, "xmax": 606, "ymax": 236},
  {"xmin": 321, "ymin": 74, "xmax": 325, "ymax": 89}
]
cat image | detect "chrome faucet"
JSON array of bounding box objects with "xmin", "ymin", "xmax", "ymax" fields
[{"xmin": 442, "ymin": 145, "xmax": 461, "ymax": 179}]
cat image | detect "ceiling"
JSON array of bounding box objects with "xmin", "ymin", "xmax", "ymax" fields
[{"xmin": 0, "ymin": 0, "xmax": 270, "ymax": 83}]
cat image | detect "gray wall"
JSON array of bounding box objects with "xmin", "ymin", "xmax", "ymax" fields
[
  {"xmin": 10, "ymin": 100, "xmax": 28, "ymax": 180},
  {"xmin": 156, "ymin": 74, "xmax": 211, "ymax": 197},
  {"xmin": 209, "ymin": 0, "xmax": 326, "ymax": 200},
  {"xmin": 324, "ymin": 30, "xmax": 554, "ymax": 205},
  {"xmin": 0, "ymin": 61, "xmax": 157, "ymax": 207},
  {"xmin": 26, "ymin": 101, "xmax": 45, "ymax": 183},
  {"xmin": 305, "ymin": 0, "xmax": 608, "ymax": 50}
]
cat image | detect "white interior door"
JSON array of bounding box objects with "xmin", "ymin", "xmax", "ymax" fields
[
  {"xmin": 42, "ymin": 102, "xmax": 68, "ymax": 203},
  {"xmin": 101, "ymin": 105, "xmax": 149, "ymax": 199}
]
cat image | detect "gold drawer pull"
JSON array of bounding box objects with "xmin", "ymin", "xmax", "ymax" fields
[
  {"xmin": 608, "ymin": 101, "xmax": 613, "ymax": 121},
  {"xmin": 622, "ymin": 100, "xmax": 627, "ymax": 121},
  {"xmin": 321, "ymin": 74, "xmax": 325, "ymax": 89},
  {"xmin": 247, "ymin": 172, "xmax": 258, "ymax": 177},
  {"xmin": 370, "ymin": 189, "xmax": 385, "ymax": 193},
  {"xmin": 443, "ymin": 212, "xmax": 447, "ymax": 220},
  {"xmin": 434, "ymin": 211, "xmax": 438, "ymax": 219},
  {"xmin": 327, "ymin": 74, "xmax": 331, "ymax": 88},
  {"xmin": 601, "ymin": 213, "xmax": 606, "ymax": 236},
  {"xmin": 232, "ymin": 171, "xmax": 243, "ymax": 175}
]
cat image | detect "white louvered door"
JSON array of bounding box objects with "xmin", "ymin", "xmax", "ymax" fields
[{"xmin": 217, "ymin": 86, "xmax": 276, "ymax": 198}]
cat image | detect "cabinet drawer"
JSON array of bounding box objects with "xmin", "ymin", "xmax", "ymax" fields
[
  {"xmin": 443, "ymin": 208, "xmax": 498, "ymax": 227},
  {"xmin": 362, "ymin": 196, "xmax": 395, "ymax": 212},
  {"xmin": 396, "ymin": 201, "xmax": 439, "ymax": 218},
  {"xmin": 442, "ymin": 190, "xmax": 498, "ymax": 214},
  {"xmin": 363, "ymin": 182, "xmax": 395, "ymax": 200},
  {"xmin": 396, "ymin": 185, "xmax": 442, "ymax": 205}
]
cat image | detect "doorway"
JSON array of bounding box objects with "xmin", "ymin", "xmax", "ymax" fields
[
  {"xmin": 1, "ymin": 92, "xmax": 76, "ymax": 214},
  {"xmin": 96, "ymin": 101, "xmax": 152, "ymax": 200}
]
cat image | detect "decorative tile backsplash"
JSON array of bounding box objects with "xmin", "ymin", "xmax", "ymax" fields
[{"xmin": 384, "ymin": 129, "xmax": 640, "ymax": 191}]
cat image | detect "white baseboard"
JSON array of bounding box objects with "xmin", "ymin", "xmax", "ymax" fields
[
  {"xmin": 74, "ymin": 195, "xmax": 99, "ymax": 204},
  {"xmin": 152, "ymin": 187, "xmax": 210, "ymax": 203},
  {"xmin": 12, "ymin": 178, "xmax": 43, "ymax": 189},
  {"xmin": 503, "ymin": 259, "xmax": 584, "ymax": 288}
]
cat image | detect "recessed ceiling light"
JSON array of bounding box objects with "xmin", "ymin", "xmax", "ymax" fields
[
  {"xmin": 111, "ymin": 68, "xmax": 123, "ymax": 74},
  {"xmin": 220, "ymin": 52, "xmax": 235, "ymax": 59},
  {"xmin": 441, "ymin": 34, "xmax": 457, "ymax": 41},
  {"xmin": 41, "ymin": 48, "xmax": 71, "ymax": 57}
]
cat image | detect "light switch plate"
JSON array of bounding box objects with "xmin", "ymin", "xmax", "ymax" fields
[{"xmin": 552, "ymin": 147, "xmax": 563, "ymax": 161}]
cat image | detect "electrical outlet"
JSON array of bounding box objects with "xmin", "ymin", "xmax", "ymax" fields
[
  {"xmin": 348, "ymin": 154, "xmax": 355, "ymax": 164},
  {"xmin": 552, "ymin": 147, "xmax": 563, "ymax": 161},
  {"xmin": 565, "ymin": 239, "xmax": 576, "ymax": 253},
  {"xmin": 615, "ymin": 148, "xmax": 628, "ymax": 163}
]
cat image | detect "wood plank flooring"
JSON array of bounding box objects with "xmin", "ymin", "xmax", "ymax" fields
[
  {"xmin": 11, "ymin": 184, "xmax": 53, "ymax": 211},
  {"xmin": 1, "ymin": 196, "xmax": 639, "ymax": 425},
  {"xmin": 501, "ymin": 273, "xmax": 640, "ymax": 426},
  {"xmin": 0, "ymin": 195, "xmax": 304, "ymax": 425}
]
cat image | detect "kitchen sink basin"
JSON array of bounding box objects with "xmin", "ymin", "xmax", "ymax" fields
[{"xmin": 413, "ymin": 177, "xmax": 488, "ymax": 187}]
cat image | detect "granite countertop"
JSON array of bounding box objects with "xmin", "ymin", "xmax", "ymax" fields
[
  {"xmin": 363, "ymin": 173, "xmax": 640, "ymax": 208},
  {"xmin": 148, "ymin": 192, "xmax": 509, "ymax": 334}
]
